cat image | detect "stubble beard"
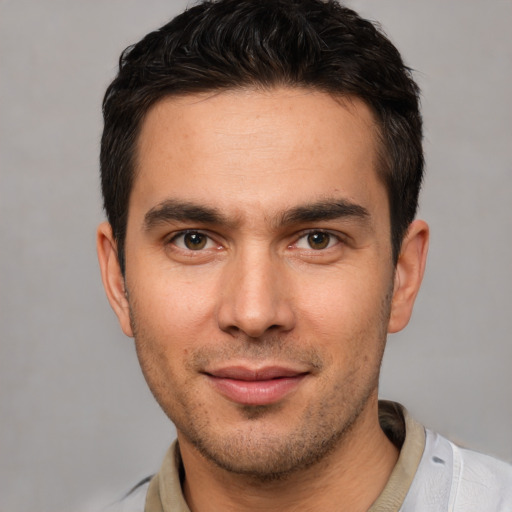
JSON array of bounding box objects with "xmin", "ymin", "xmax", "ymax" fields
[
  {"xmin": 130, "ymin": 289, "xmax": 392, "ymax": 483},
  {"xmin": 182, "ymin": 376, "xmax": 379, "ymax": 483}
]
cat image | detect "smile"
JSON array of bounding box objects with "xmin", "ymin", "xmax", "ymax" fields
[{"xmin": 204, "ymin": 366, "xmax": 309, "ymax": 406}]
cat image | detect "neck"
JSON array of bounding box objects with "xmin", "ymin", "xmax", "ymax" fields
[{"xmin": 179, "ymin": 398, "xmax": 399, "ymax": 512}]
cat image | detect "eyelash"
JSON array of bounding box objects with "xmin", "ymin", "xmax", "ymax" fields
[
  {"xmin": 167, "ymin": 229, "xmax": 343, "ymax": 253},
  {"xmin": 168, "ymin": 230, "xmax": 219, "ymax": 252},
  {"xmin": 293, "ymin": 230, "xmax": 342, "ymax": 251}
]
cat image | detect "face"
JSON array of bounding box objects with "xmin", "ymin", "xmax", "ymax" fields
[{"xmin": 98, "ymin": 87, "xmax": 426, "ymax": 479}]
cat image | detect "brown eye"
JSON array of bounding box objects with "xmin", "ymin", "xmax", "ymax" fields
[
  {"xmin": 168, "ymin": 230, "xmax": 220, "ymax": 259},
  {"xmin": 183, "ymin": 232, "xmax": 208, "ymax": 250},
  {"xmin": 307, "ymin": 232, "xmax": 331, "ymax": 250}
]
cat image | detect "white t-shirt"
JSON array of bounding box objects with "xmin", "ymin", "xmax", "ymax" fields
[{"xmin": 401, "ymin": 428, "xmax": 512, "ymax": 511}]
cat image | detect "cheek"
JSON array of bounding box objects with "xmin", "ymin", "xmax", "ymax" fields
[
  {"xmin": 293, "ymin": 269, "xmax": 391, "ymax": 357},
  {"xmin": 129, "ymin": 276, "xmax": 212, "ymax": 412},
  {"xmin": 296, "ymin": 269, "xmax": 385, "ymax": 325},
  {"xmin": 127, "ymin": 271, "xmax": 221, "ymax": 395},
  {"xmin": 129, "ymin": 268, "xmax": 218, "ymax": 337}
]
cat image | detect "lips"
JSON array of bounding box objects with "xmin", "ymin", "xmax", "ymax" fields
[{"xmin": 204, "ymin": 365, "xmax": 308, "ymax": 406}]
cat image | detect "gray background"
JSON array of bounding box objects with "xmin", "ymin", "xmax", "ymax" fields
[{"xmin": 1, "ymin": 1, "xmax": 511, "ymax": 511}]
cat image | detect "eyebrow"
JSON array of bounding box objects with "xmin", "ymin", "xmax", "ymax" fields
[
  {"xmin": 143, "ymin": 198, "xmax": 370, "ymax": 232},
  {"xmin": 279, "ymin": 199, "xmax": 370, "ymax": 226},
  {"xmin": 143, "ymin": 200, "xmax": 231, "ymax": 231}
]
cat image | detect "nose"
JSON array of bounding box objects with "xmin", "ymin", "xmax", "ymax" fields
[{"xmin": 216, "ymin": 247, "xmax": 296, "ymax": 338}]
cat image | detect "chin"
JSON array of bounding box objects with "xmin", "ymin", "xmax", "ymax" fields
[{"xmin": 178, "ymin": 395, "xmax": 368, "ymax": 481}]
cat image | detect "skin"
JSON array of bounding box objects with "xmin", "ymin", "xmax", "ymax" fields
[{"xmin": 97, "ymin": 87, "xmax": 429, "ymax": 512}]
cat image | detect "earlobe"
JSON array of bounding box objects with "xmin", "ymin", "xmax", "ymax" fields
[
  {"xmin": 96, "ymin": 222, "xmax": 134, "ymax": 337},
  {"xmin": 388, "ymin": 220, "xmax": 429, "ymax": 334}
]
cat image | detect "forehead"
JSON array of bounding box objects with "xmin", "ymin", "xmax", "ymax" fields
[{"xmin": 132, "ymin": 87, "xmax": 387, "ymax": 221}]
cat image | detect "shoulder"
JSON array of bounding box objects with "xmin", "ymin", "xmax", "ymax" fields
[
  {"xmin": 403, "ymin": 429, "xmax": 512, "ymax": 511},
  {"xmin": 103, "ymin": 477, "xmax": 151, "ymax": 512},
  {"xmin": 454, "ymin": 441, "xmax": 512, "ymax": 509}
]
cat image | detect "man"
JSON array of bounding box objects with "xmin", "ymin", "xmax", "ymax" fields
[{"xmin": 96, "ymin": 0, "xmax": 512, "ymax": 510}]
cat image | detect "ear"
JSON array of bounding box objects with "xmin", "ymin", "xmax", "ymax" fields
[
  {"xmin": 388, "ymin": 220, "xmax": 429, "ymax": 333},
  {"xmin": 96, "ymin": 222, "xmax": 134, "ymax": 337}
]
